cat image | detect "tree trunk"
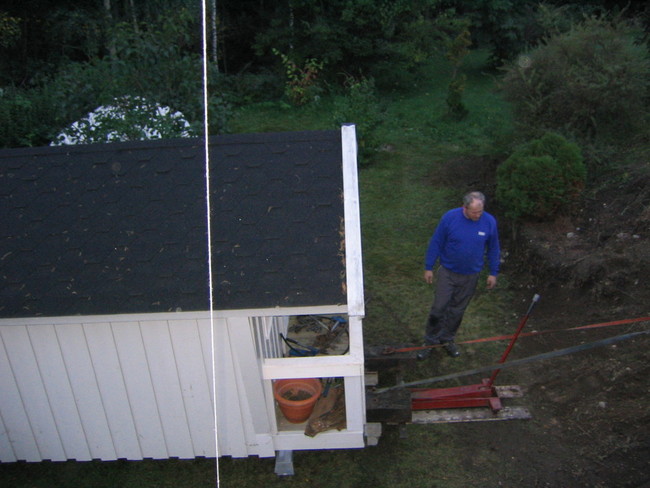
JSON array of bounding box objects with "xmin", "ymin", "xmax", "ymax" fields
[
  {"xmin": 211, "ymin": 0, "xmax": 218, "ymax": 69},
  {"xmin": 103, "ymin": 0, "xmax": 117, "ymax": 59},
  {"xmin": 128, "ymin": 0, "xmax": 139, "ymax": 33}
]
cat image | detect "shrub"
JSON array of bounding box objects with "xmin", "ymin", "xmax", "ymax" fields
[
  {"xmin": 0, "ymin": 87, "xmax": 60, "ymax": 147},
  {"xmin": 500, "ymin": 15, "xmax": 649, "ymax": 144},
  {"xmin": 332, "ymin": 76, "xmax": 382, "ymax": 165},
  {"xmin": 496, "ymin": 132, "xmax": 586, "ymax": 221},
  {"xmin": 51, "ymin": 96, "xmax": 194, "ymax": 145},
  {"xmin": 272, "ymin": 49, "xmax": 324, "ymax": 106}
]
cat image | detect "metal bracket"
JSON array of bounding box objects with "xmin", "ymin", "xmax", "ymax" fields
[{"xmin": 274, "ymin": 450, "xmax": 294, "ymax": 476}]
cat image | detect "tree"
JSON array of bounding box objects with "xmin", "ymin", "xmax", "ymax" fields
[
  {"xmin": 434, "ymin": 13, "xmax": 472, "ymax": 119},
  {"xmin": 500, "ymin": 13, "xmax": 650, "ymax": 143},
  {"xmin": 251, "ymin": 0, "xmax": 445, "ymax": 87}
]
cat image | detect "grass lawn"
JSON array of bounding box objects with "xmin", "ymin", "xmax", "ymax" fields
[{"xmin": 0, "ymin": 50, "xmax": 523, "ymax": 488}]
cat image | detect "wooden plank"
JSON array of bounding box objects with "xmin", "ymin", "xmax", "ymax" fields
[
  {"xmin": 0, "ymin": 309, "xmax": 355, "ymax": 329},
  {"xmin": 411, "ymin": 406, "xmax": 532, "ymax": 423},
  {"xmin": 0, "ymin": 311, "xmax": 211, "ymax": 327},
  {"xmin": 56, "ymin": 323, "xmax": 116, "ymax": 460},
  {"xmin": 494, "ymin": 385, "xmax": 526, "ymax": 398},
  {"xmin": 1, "ymin": 326, "xmax": 66, "ymax": 461},
  {"xmin": 85, "ymin": 322, "xmax": 141, "ymax": 460},
  {"xmin": 28, "ymin": 324, "xmax": 91, "ymax": 461},
  {"xmin": 347, "ymin": 315, "xmax": 365, "ymax": 360},
  {"xmin": 197, "ymin": 317, "xmax": 217, "ymax": 457},
  {"xmin": 0, "ymin": 404, "xmax": 18, "ymax": 462},
  {"xmin": 343, "ymin": 376, "xmax": 366, "ymax": 433},
  {"xmin": 197, "ymin": 317, "xmax": 215, "ymax": 400},
  {"xmin": 341, "ymin": 124, "xmax": 365, "ymax": 317},
  {"xmin": 168, "ymin": 319, "xmax": 215, "ymax": 457},
  {"xmin": 140, "ymin": 320, "xmax": 194, "ymax": 458},
  {"xmin": 212, "ymin": 317, "xmax": 249, "ymax": 457},
  {"xmin": 213, "ymin": 305, "xmax": 348, "ymax": 319},
  {"xmin": 111, "ymin": 321, "xmax": 168, "ymax": 459},
  {"xmin": 0, "ymin": 330, "xmax": 38, "ymax": 462},
  {"xmin": 262, "ymin": 355, "xmax": 364, "ymax": 380},
  {"xmin": 272, "ymin": 429, "xmax": 365, "ymax": 451},
  {"xmin": 364, "ymin": 371, "xmax": 379, "ymax": 387},
  {"xmin": 226, "ymin": 318, "xmax": 274, "ymax": 457}
]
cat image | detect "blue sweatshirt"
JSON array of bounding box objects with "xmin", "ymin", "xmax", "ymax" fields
[{"xmin": 424, "ymin": 207, "xmax": 500, "ymax": 275}]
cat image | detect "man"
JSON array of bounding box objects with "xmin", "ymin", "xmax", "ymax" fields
[{"xmin": 418, "ymin": 191, "xmax": 500, "ymax": 360}]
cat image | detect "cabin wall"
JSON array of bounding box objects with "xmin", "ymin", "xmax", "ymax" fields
[
  {"xmin": 0, "ymin": 308, "xmax": 366, "ymax": 463},
  {"xmin": 0, "ymin": 312, "xmax": 277, "ymax": 462}
]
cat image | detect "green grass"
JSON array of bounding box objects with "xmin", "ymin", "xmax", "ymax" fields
[{"xmin": 0, "ymin": 50, "xmax": 522, "ymax": 488}]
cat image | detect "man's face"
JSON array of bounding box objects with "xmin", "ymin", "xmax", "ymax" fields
[{"xmin": 463, "ymin": 200, "xmax": 484, "ymax": 221}]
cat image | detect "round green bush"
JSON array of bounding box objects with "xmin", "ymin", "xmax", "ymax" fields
[{"xmin": 496, "ymin": 133, "xmax": 586, "ymax": 221}]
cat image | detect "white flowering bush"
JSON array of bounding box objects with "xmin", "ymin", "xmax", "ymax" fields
[{"xmin": 52, "ymin": 96, "xmax": 194, "ymax": 145}]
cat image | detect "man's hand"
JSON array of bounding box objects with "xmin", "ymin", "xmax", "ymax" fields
[
  {"xmin": 424, "ymin": 270, "xmax": 434, "ymax": 284},
  {"xmin": 487, "ymin": 275, "xmax": 497, "ymax": 289}
]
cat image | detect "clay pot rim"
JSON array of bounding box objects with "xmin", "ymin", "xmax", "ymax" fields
[{"xmin": 273, "ymin": 378, "xmax": 322, "ymax": 406}]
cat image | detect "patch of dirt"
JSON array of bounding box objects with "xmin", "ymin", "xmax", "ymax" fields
[{"xmin": 453, "ymin": 171, "xmax": 650, "ymax": 487}]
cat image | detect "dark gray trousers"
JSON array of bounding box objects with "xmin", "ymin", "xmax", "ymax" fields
[{"xmin": 424, "ymin": 266, "xmax": 479, "ymax": 344}]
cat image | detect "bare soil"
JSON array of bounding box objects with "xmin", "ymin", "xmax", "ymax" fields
[{"xmin": 448, "ymin": 166, "xmax": 650, "ymax": 487}]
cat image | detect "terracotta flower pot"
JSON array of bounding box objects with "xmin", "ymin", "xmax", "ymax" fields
[{"xmin": 273, "ymin": 378, "xmax": 323, "ymax": 423}]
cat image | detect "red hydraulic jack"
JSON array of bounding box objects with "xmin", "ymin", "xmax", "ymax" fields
[{"xmin": 410, "ymin": 294, "xmax": 540, "ymax": 414}]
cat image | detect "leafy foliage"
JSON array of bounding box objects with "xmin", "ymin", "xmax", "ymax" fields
[
  {"xmin": 500, "ymin": 14, "xmax": 650, "ymax": 144},
  {"xmin": 437, "ymin": 15, "xmax": 472, "ymax": 120},
  {"xmin": 496, "ymin": 132, "xmax": 586, "ymax": 221},
  {"xmin": 253, "ymin": 0, "xmax": 445, "ymax": 89},
  {"xmin": 332, "ymin": 76, "xmax": 383, "ymax": 165},
  {"xmin": 0, "ymin": 87, "xmax": 58, "ymax": 147},
  {"xmin": 51, "ymin": 96, "xmax": 193, "ymax": 145},
  {"xmin": 0, "ymin": 7, "xmax": 231, "ymax": 147},
  {"xmin": 462, "ymin": 0, "xmax": 537, "ymax": 67},
  {"xmin": 272, "ymin": 49, "xmax": 324, "ymax": 106},
  {"xmin": 0, "ymin": 11, "xmax": 20, "ymax": 49}
]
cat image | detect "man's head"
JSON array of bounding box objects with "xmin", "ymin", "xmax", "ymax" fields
[{"xmin": 462, "ymin": 191, "xmax": 485, "ymax": 221}]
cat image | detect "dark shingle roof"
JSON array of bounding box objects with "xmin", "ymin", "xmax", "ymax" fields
[{"xmin": 0, "ymin": 131, "xmax": 346, "ymax": 318}]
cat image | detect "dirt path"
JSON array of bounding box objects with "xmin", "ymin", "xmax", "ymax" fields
[
  {"xmin": 448, "ymin": 170, "xmax": 650, "ymax": 487},
  {"xmin": 450, "ymin": 288, "xmax": 649, "ymax": 487}
]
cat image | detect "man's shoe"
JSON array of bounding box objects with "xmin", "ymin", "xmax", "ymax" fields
[
  {"xmin": 443, "ymin": 341, "xmax": 460, "ymax": 358},
  {"xmin": 416, "ymin": 345, "xmax": 433, "ymax": 361}
]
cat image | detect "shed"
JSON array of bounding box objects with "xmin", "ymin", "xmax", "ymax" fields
[{"xmin": 0, "ymin": 126, "xmax": 366, "ymax": 463}]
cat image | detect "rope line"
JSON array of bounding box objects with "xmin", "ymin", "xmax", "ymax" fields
[
  {"xmin": 390, "ymin": 316, "xmax": 650, "ymax": 353},
  {"xmin": 200, "ymin": 1, "xmax": 220, "ymax": 486},
  {"xmin": 375, "ymin": 329, "xmax": 650, "ymax": 393}
]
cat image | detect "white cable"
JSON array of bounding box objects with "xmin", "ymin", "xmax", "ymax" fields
[{"xmin": 200, "ymin": 1, "xmax": 220, "ymax": 486}]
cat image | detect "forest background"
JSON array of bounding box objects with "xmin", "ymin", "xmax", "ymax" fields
[{"xmin": 1, "ymin": 1, "xmax": 649, "ymax": 487}]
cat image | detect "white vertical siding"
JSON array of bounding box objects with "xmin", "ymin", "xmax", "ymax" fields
[
  {"xmin": 0, "ymin": 332, "xmax": 42, "ymax": 462},
  {"xmin": 168, "ymin": 319, "xmax": 215, "ymax": 457},
  {"xmin": 139, "ymin": 320, "xmax": 196, "ymax": 458},
  {"xmin": 0, "ymin": 313, "xmax": 248, "ymax": 462},
  {"xmin": 3, "ymin": 325, "xmax": 68, "ymax": 461},
  {"xmin": 28, "ymin": 325, "xmax": 92, "ymax": 460},
  {"xmin": 253, "ymin": 316, "xmax": 288, "ymax": 359},
  {"xmin": 111, "ymin": 320, "xmax": 169, "ymax": 459},
  {"xmin": 212, "ymin": 317, "xmax": 249, "ymax": 458},
  {"xmin": 56, "ymin": 323, "xmax": 116, "ymax": 460},
  {"xmin": 85, "ymin": 322, "xmax": 141, "ymax": 460}
]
